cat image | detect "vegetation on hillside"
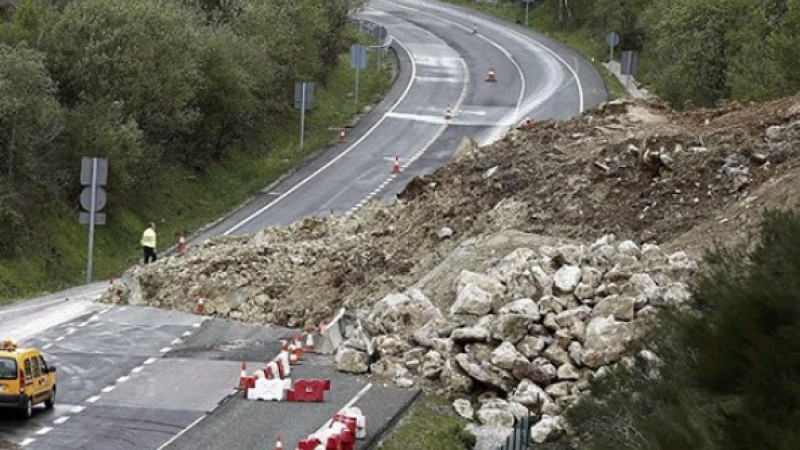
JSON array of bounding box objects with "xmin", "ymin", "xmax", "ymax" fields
[
  {"xmin": 565, "ymin": 208, "xmax": 800, "ymax": 449},
  {"xmin": 0, "ymin": 0, "xmax": 389, "ymax": 299},
  {"xmin": 453, "ymin": 0, "xmax": 800, "ymax": 108}
]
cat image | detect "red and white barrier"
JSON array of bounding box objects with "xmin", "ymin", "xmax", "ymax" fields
[
  {"xmin": 287, "ymin": 379, "xmax": 331, "ymax": 403},
  {"xmin": 247, "ymin": 376, "xmax": 292, "ymax": 401},
  {"xmin": 297, "ymin": 407, "xmax": 367, "ymax": 450}
]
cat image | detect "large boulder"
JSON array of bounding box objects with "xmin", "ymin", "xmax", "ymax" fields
[
  {"xmin": 531, "ymin": 415, "xmax": 565, "ymax": 443},
  {"xmin": 336, "ymin": 347, "xmax": 371, "ymax": 373},
  {"xmin": 493, "ymin": 314, "xmax": 532, "ymax": 343},
  {"xmin": 451, "ymin": 283, "xmax": 494, "ymax": 316},
  {"xmin": 582, "ymin": 317, "xmax": 644, "ymax": 368},
  {"xmin": 367, "ymin": 290, "xmax": 442, "ymax": 335},
  {"xmin": 553, "ymin": 265, "xmax": 583, "ymax": 293},
  {"xmin": 441, "ymin": 359, "xmax": 474, "ymax": 394},
  {"xmin": 455, "ymin": 354, "xmax": 516, "ymax": 392},
  {"xmin": 510, "ymin": 378, "xmax": 553, "ymax": 409},
  {"xmin": 490, "ymin": 342, "xmax": 528, "ymax": 371},
  {"xmin": 592, "ymin": 295, "xmax": 636, "ymax": 321},
  {"xmin": 455, "ymin": 270, "xmax": 506, "ymax": 313}
]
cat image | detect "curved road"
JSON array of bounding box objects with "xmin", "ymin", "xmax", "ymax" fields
[{"xmin": 1, "ymin": 1, "xmax": 606, "ymax": 449}]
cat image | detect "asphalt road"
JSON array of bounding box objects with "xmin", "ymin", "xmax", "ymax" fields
[{"xmin": 1, "ymin": 1, "xmax": 607, "ymax": 448}]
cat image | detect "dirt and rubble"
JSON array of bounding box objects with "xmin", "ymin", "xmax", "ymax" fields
[{"xmin": 104, "ymin": 95, "xmax": 800, "ymax": 328}]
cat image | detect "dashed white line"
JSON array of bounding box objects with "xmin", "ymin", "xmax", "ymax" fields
[
  {"xmin": 35, "ymin": 427, "xmax": 53, "ymax": 435},
  {"xmin": 54, "ymin": 416, "xmax": 70, "ymax": 425},
  {"xmin": 54, "ymin": 336, "xmax": 64, "ymax": 342},
  {"xmin": 78, "ymin": 321, "xmax": 90, "ymax": 327},
  {"xmin": 192, "ymin": 322, "xmax": 202, "ymax": 328},
  {"xmin": 66, "ymin": 328, "xmax": 77, "ymax": 335},
  {"xmin": 181, "ymin": 330, "xmax": 193, "ymax": 337},
  {"xmin": 144, "ymin": 357, "xmax": 157, "ymax": 365},
  {"xmin": 159, "ymin": 347, "xmax": 171, "ymax": 353},
  {"xmin": 132, "ymin": 366, "xmax": 144, "ymax": 374},
  {"xmin": 70, "ymin": 405, "xmax": 86, "ymax": 414},
  {"xmin": 116, "ymin": 375, "xmax": 130, "ymax": 383},
  {"xmin": 42, "ymin": 343, "xmax": 53, "ymax": 349},
  {"xmin": 101, "ymin": 385, "xmax": 116, "ymax": 393},
  {"xmin": 171, "ymin": 338, "xmax": 182, "ymax": 346},
  {"xmin": 86, "ymin": 395, "xmax": 101, "ymax": 403},
  {"xmin": 19, "ymin": 438, "xmax": 35, "ymax": 447}
]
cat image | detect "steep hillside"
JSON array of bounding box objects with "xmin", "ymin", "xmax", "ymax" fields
[{"xmin": 105, "ymin": 96, "xmax": 800, "ymax": 325}]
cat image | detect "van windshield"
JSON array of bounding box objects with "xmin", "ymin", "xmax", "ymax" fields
[{"xmin": 0, "ymin": 357, "xmax": 17, "ymax": 379}]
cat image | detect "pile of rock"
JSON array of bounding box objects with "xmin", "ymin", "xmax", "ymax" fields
[{"xmin": 335, "ymin": 235, "xmax": 697, "ymax": 444}]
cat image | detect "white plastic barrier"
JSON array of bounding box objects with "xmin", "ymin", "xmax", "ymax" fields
[
  {"xmin": 276, "ymin": 349, "xmax": 291, "ymax": 377},
  {"xmin": 341, "ymin": 407, "xmax": 367, "ymax": 439},
  {"xmin": 247, "ymin": 376, "xmax": 292, "ymax": 401}
]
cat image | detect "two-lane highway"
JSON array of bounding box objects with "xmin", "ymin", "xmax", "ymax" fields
[{"xmin": 191, "ymin": 0, "xmax": 605, "ymax": 239}]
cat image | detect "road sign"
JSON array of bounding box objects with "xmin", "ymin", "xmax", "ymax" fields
[
  {"xmin": 372, "ymin": 25, "xmax": 388, "ymax": 44},
  {"xmin": 621, "ymin": 50, "xmax": 640, "ymax": 76},
  {"xmin": 350, "ymin": 44, "xmax": 367, "ymax": 69},
  {"xmin": 80, "ymin": 157, "xmax": 108, "ymax": 186},
  {"xmin": 605, "ymin": 31, "xmax": 620, "ymax": 47},
  {"xmin": 80, "ymin": 186, "xmax": 107, "ymax": 211},
  {"xmin": 294, "ymin": 82, "xmax": 316, "ymax": 110},
  {"xmin": 79, "ymin": 212, "xmax": 106, "ymax": 225}
]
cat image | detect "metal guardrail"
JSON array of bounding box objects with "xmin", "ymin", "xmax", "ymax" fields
[{"xmin": 497, "ymin": 414, "xmax": 531, "ymax": 450}]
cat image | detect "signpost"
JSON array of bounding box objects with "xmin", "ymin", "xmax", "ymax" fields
[
  {"xmin": 79, "ymin": 157, "xmax": 108, "ymax": 283},
  {"xmin": 522, "ymin": 0, "xmax": 536, "ymax": 27},
  {"xmin": 605, "ymin": 31, "xmax": 620, "ymax": 63},
  {"xmin": 350, "ymin": 44, "xmax": 368, "ymax": 107},
  {"xmin": 293, "ymin": 81, "xmax": 316, "ymax": 150},
  {"xmin": 620, "ymin": 50, "xmax": 640, "ymax": 89}
]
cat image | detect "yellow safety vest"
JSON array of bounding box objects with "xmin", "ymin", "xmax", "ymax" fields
[{"xmin": 141, "ymin": 228, "xmax": 157, "ymax": 248}]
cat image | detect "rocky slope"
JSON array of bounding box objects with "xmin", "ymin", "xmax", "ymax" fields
[{"xmin": 103, "ymin": 95, "xmax": 800, "ymax": 445}]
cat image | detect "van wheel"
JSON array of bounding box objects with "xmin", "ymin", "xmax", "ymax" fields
[
  {"xmin": 22, "ymin": 398, "xmax": 33, "ymax": 419},
  {"xmin": 45, "ymin": 387, "xmax": 56, "ymax": 409}
]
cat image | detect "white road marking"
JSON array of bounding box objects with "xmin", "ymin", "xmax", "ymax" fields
[
  {"xmin": 117, "ymin": 375, "xmax": 130, "ymax": 383},
  {"xmin": 66, "ymin": 328, "xmax": 77, "ymax": 335},
  {"xmin": 192, "ymin": 322, "xmax": 202, "ymax": 328},
  {"xmin": 70, "ymin": 405, "xmax": 86, "ymax": 413},
  {"xmin": 182, "ymin": 330, "xmax": 193, "ymax": 337},
  {"xmin": 54, "ymin": 416, "xmax": 70, "ymax": 424},
  {"xmin": 155, "ymin": 414, "xmax": 208, "ymax": 450},
  {"xmin": 35, "ymin": 427, "xmax": 53, "ymax": 435},
  {"xmin": 54, "ymin": 336, "xmax": 64, "ymax": 342},
  {"xmin": 86, "ymin": 396, "xmax": 100, "ymax": 403},
  {"xmin": 42, "ymin": 343, "xmax": 53, "ymax": 349},
  {"xmin": 19, "ymin": 438, "xmax": 35, "ymax": 447},
  {"xmin": 144, "ymin": 357, "xmax": 157, "ymax": 365},
  {"xmin": 222, "ymin": 33, "xmax": 420, "ymax": 236},
  {"xmin": 171, "ymin": 338, "xmax": 182, "ymax": 346},
  {"xmin": 314, "ymin": 383, "xmax": 373, "ymax": 435},
  {"xmin": 159, "ymin": 347, "xmax": 171, "ymax": 353},
  {"xmin": 132, "ymin": 366, "xmax": 144, "ymax": 374},
  {"xmin": 78, "ymin": 321, "xmax": 90, "ymax": 327},
  {"xmin": 101, "ymin": 385, "xmax": 116, "ymax": 393}
]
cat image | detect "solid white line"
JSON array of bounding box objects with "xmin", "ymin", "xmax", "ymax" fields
[
  {"xmin": 35, "ymin": 427, "xmax": 53, "ymax": 435},
  {"xmin": 54, "ymin": 416, "xmax": 70, "ymax": 424},
  {"xmin": 101, "ymin": 386, "xmax": 116, "ymax": 393},
  {"xmin": 70, "ymin": 405, "xmax": 86, "ymax": 414},
  {"xmin": 19, "ymin": 438, "xmax": 35, "ymax": 447},
  {"xmin": 78, "ymin": 321, "xmax": 89, "ymax": 327},
  {"xmin": 155, "ymin": 414, "xmax": 208, "ymax": 450},
  {"xmin": 315, "ymin": 383, "xmax": 373, "ymax": 435},
  {"xmin": 86, "ymin": 395, "xmax": 101, "ymax": 403},
  {"xmin": 222, "ymin": 36, "xmax": 420, "ymax": 236}
]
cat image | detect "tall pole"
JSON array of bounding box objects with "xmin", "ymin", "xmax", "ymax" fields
[
  {"xmin": 299, "ymin": 82, "xmax": 306, "ymax": 150},
  {"xmin": 86, "ymin": 158, "xmax": 97, "ymax": 283},
  {"xmin": 355, "ymin": 49, "xmax": 361, "ymax": 108},
  {"xmin": 525, "ymin": 2, "xmax": 530, "ymax": 27}
]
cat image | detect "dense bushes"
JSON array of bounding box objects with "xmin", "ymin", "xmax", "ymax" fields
[{"xmin": 566, "ymin": 209, "xmax": 800, "ymax": 450}]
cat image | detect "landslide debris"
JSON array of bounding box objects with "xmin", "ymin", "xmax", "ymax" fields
[{"xmin": 104, "ymin": 96, "xmax": 800, "ymax": 328}]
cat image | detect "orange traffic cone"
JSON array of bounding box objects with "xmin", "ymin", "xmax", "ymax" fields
[
  {"xmin": 339, "ymin": 128, "xmax": 346, "ymax": 143},
  {"xmin": 275, "ymin": 435, "xmax": 283, "ymax": 450},
  {"xmin": 486, "ymin": 68, "xmax": 497, "ymax": 82},
  {"xmin": 177, "ymin": 230, "xmax": 187, "ymax": 254},
  {"xmin": 195, "ymin": 296, "xmax": 205, "ymax": 315},
  {"xmin": 393, "ymin": 156, "xmax": 401, "ymax": 174},
  {"xmin": 305, "ymin": 327, "xmax": 315, "ymax": 351},
  {"xmin": 238, "ymin": 361, "xmax": 248, "ymax": 389}
]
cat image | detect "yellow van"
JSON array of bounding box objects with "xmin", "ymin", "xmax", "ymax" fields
[{"xmin": 0, "ymin": 339, "xmax": 57, "ymax": 419}]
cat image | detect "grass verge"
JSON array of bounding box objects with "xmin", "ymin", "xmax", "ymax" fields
[
  {"xmin": 376, "ymin": 395, "xmax": 475, "ymax": 450},
  {"xmin": 444, "ymin": 0, "xmax": 627, "ymax": 100},
  {"xmin": 0, "ymin": 46, "xmax": 392, "ymax": 304}
]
